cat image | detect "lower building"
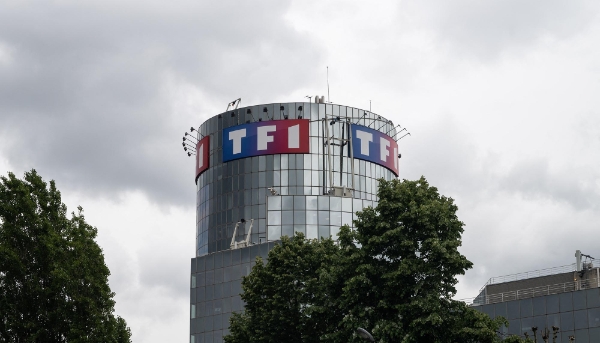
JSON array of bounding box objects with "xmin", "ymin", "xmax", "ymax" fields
[{"xmin": 471, "ymin": 251, "xmax": 600, "ymax": 342}]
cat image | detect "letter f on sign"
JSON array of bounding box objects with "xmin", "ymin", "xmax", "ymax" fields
[
  {"xmin": 257, "ymin": 126, "xmax": 277, "ymax": 150},
  {"xmin": 380, "ymin": 137, "xmax": 390, "ymax": 162}
]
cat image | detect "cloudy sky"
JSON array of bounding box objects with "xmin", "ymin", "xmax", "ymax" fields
[{"xmin": 1, "ymin": 0, "xmax": 600, "ymax": 341}]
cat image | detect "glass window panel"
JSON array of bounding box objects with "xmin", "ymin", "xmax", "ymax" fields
[
  {"xmin": 330, "ymin": 212, "xmax": 341, "ymax": 226},
  {"xmin": 274, "ymin": 154, "xmax": 280, "ymax": 170},
  {"xmin": 282, "ymin": 225, "xmax": 294, "ymax": 238},
  {"xmin": 294, "ymin": 196, "xmax": 306, "ymax": 210},
  {"xmin": 575, "ymin": 310, "xmax": 589, "ymax": 329},
  {"xmin": 282, "ymin": 211, "xmax": 294, "ymax": 225},
  {"xmin": 494, "ymin": 302, "xmax": 507, "ymax": 319},
  {"xmin": 575, "ymin": 291, "xmax": 587, "ymax": 310},
  {"xmin": 319, "ymin": 211, "xmax": 330, "ymax": 225},
  {"xmin": 575, "ymin": 328, "xmax": 589, "ymax": 343},
  {"xmin": 306, "ymin": 196, "xmax": 318, "ymax": 210},
  {"xmin": 306, "ymin": 225, "xmax": 318, "ymax": 239},
  {"xmin": 259, "ymin": 155, "xmax": 266, "ymax": 171},
  {"xmin": 330, "ymin": 226, "xmax": 340, "ymax": 239},
  {"xmin": 507, "ymin": 301, "xmax": 520, "ymax": 320},
  {"xmin": 533, "ymin": 297, "xmax": 546, "ymax": 316},
  {"xmin": 281, "ymin": 170, "xmax": 288, "ymax": 186},
  {"xmin": 294, "ymin": 211, "xmax": 306, "ymax": 224},
  {"xmin": 508, "ymin": 319, "xmax": 520, "ymax": 335},
  {"xmin": 547, "ymin": 313, "xmax": 561, "ymax": 329},
  {"xmin": 304, "ymin": 154, "xmax": 311, "ymax": 169},
  {"xmin": 268, "ymin": 211, "xmax": 281, "ymax": 225},
  {"xmin": 561, "ymin": 292, "xmax": 574, "ymax": 312},
  {"xmin": 547, "ymin": 294, "xmax": 560, "ymax": 314},
  {"xmin": 294, "ymin": 225, "xmax": 305, "ymax": 235},
  {"xmin": 588, "ymin": 308, "xmax": 600, "ymax": 328},
  {"xmin": 561, "ymin": 311, "xmax": 575, "ymax": 331},
  {"xmin": 268, "ymin": 196, "xmax": 281, "ymax": 210},
  {"xmin": 590, "ymin": 327, "xmax": 600, "ymax": 342},
  {"xmin": 520, "ymin": 299, "xmax": 533, "ymax": 318},
  {"xmin": 306, "ymin": 211, "xmax": 318, "ymax": 224},
  {"xmin": 330, "ymin": 196, "xmax": 341, "ymax": 211},
  {"xmin": 342, "ymin": 212, "xmax": 353, "ymax": 226},
  {"xmin": 353, "ymin": 198, "xmax": 362, "ymax": 211},
  {"xmin": 587, "ymin": 288, "xmax": 600, "ymax": 308},
  {"xmin": 342, "ymin": 197, "xmax": 352, "ymax": 212},
  {"xmin": 268, "ymin": 226, "xmax": 281, "ymax": 241},
  {"xmin": 282, "ymin": 196, "xmax": 293, "ymax": 210},
  {"xmin": 319, "ymin": 226, "xmax": 329, "ymax": 239},
  {"xmin": 533, "ymin": 315, "xmax": 545, "ymax": 331},
  {"xmin": 288, "ymin": 169, "xmax": 297, "ymax": 185},
  {"xmin": 304, "ymin": 171, "xmax": 312, "ymax": 185},
  {"xmin": 318, "ymin": 196, "xmax": 329, "ymax": 210},
  {"xmin": 520, "ymin": 316, "xmax": 533, "ymax": 336}
]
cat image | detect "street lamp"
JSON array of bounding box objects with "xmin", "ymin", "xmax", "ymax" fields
[{"xmin": 356, "ymin": 328, "xmax": 375, "ymax": 342}]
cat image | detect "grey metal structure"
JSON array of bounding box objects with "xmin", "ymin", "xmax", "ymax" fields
[{"xmin": 189, "ymin": 101, "xmax": 401, "ymax": 343}]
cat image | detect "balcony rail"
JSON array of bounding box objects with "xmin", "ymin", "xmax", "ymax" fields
[
  {"xmin": 462, "ymin": 278, "xmax": 600, "ymax": 306},
  {"xmin": 476, "ymin": 264, "xmax": 577, "ymax": 296}
]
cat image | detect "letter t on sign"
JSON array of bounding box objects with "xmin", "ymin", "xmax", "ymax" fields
[
  {"xmin": 229, "ymin": 129, "xmax": 246, "ymax": 154},
  {"xmin": 355, "ymin": 130, "xmax": 373, "ymax": 155}
]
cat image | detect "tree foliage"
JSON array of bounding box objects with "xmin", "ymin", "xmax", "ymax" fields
[
  {"xmin": 0, "ymin": 170, "xmax": 131, "ymax": 342},
  {"xmin": 225, "ymin": 177, "xmax": 530, "ymax": 343}
]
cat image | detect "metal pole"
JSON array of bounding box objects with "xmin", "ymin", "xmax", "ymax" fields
[{"xmin": 348, "ymin": 121, "xmax": 356, "ymax": 191}]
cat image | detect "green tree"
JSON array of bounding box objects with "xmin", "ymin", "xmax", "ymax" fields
[
  {"xmin": 0, "ymin": 170, "xmax": 131, "ymax": 342},
  {"xmin": 225, "ymin": 177, "xmax": 530, "ymax": 343},
  {"xmin": 226, "ymin": 234, "xmax": 341, "ymax": 343}
]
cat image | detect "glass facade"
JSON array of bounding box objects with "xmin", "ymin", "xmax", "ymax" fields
[
  {"xmin": 190, "ymin": 102, "xmax": 399, "ymax": 342},
  {"xmin": 475, "ymin": 288, "xmax": 600, "ymax": 342}
]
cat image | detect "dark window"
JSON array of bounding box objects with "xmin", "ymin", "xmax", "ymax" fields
[
  {"xmin": 560, "ymin": 292, "xmax": 574, "ymax": 312},
  {"xmin": 520, "ymin": 298, "xmax": 533, "ymax": 318},
  {"xmin": 533, "ymin": 296, "xmax": 546, "ymax": 316},
  {"xmin": 508, "ymin": 300, "xmax": 520, "ymax": 320},
  {"xmin": 561, "ymin": 311, "xmax": 575, "ymax": 331},
  {"xmin": 574, "ymin": 291, "xmax": 587, "ymax": 311},
  {"xmin": 547, "ymin": 294, "xmax": 560, "ymax": 314},
  {"xmin": 574, "ymin": 309, "xmax": 588, "ymax": 330},
  {"xmin": 587, "ymin": 288, "xmax": 600, "ymax": 308}
]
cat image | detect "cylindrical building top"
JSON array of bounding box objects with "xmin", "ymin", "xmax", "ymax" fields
[{"xmin": 193, "ymin": 102, "xmax": 400, "ymax": 256}]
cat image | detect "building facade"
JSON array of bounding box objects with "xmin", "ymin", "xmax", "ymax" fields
[
  {"xmin": 188, "ymin": 101, "xmax": 401, "ymax": 343},
  {"xmin": 472, "ymin": 252, "xmax": 600, "ymax": 342}
]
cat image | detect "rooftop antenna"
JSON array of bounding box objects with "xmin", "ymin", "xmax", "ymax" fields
[
  {"xmin": 327, "ymin": 66, "xmax": 331, "ymax": 103},
  {"xmin": 226, "ymin": 98, "xmax": 241, "ymax": 111},
  {"xmin": 305, "ymin": 95, "xmax": 312, "ymax": 103}
]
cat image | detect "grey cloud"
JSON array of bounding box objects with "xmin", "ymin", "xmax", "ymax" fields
[
  {"xmin": 0, "ymin": 0, "xmax": 323, "ymax": 206},
  {"xmin": 408, "ymin": 0, "xmax": 600, "ymax": 61},
  {"xmin": 499, "ymin": 158, "xmax": 600, "ymax": 211}
]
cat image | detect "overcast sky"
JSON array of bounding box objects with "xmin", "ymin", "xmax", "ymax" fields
[{"xmin": 1, "ymin": 1, "xmax": 600, "ymax": 341}]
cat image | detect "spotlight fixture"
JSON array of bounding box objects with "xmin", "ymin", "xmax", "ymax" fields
[
  {"xmin": 190, "ymin": 127, "xmax": 195, "ymax": 132},
  {"xmin": 258, "ymin": 118, "xmax": 262, "ymax": 121},
  {"xmin": 263, "ymin": 107, "xmax": 268, "ymax": 113},
  {"xmin": 231, "ymin": 112, "xmax": 235, "ymax": 117},
  {"xmin": 218, "ymin": 114, "xmax": 222, "ymax": 118},
  {"xmin": 246, "ymin": 109, "xmax": 252, "ymax": 114},
  {"xmin": 280, "ymin": 106, "xmax": 284, "ymax": 111},
  {"xmin": 297, "ymin": 115, "xmax": 302, "ymax": 119},
  {"xmin": 298, "ymin": 106, "xmax": 303, "ymax": 111}
]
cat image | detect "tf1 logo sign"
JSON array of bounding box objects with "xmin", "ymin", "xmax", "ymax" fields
[
  {"xmin": 195, "ymin": 136, "xmax": 210, "ymax": 180},
  {"xmin": 351, "ymin": 124, "xmax": 399, "ymax": 176},
  {"xmin": 223, "ymin": 119, "xmax": 309, "ymax": 162}
]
